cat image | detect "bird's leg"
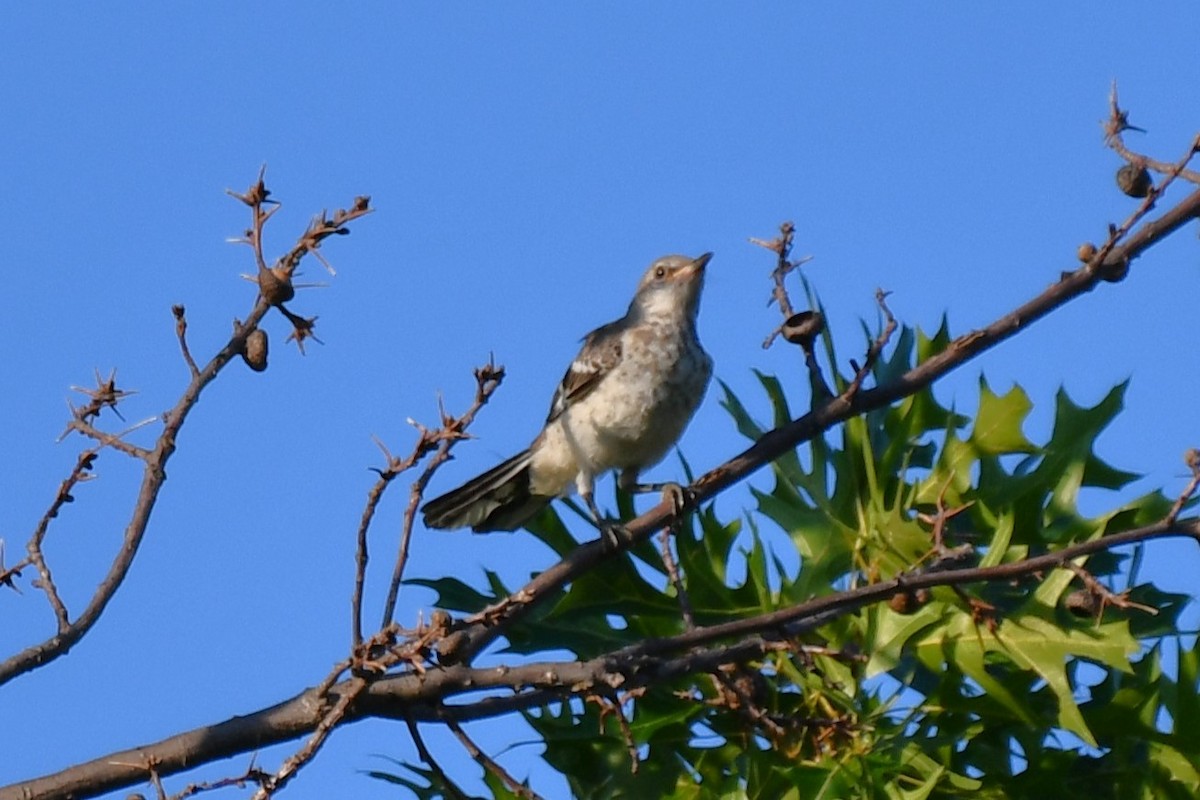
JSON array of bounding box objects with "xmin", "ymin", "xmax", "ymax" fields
[{"xmin": 582, "ymin": 490, "xmax": 626, "ymax": 551}]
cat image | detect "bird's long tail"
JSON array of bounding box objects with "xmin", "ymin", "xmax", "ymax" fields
[{"xmin": 420, "ymin": 449, "xmax": 553, "ymax": 533}]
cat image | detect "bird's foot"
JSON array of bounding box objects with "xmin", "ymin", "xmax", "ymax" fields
[
  {"xmin": 626, "ymin": 480, "xmax": 696, "ymax": 517},
  {"xmin": 599, "ymin": 518, "xmax": 631, "ymax": 552},
  {"xmin": 658, "ymin": 481, "xmax": 695, "ymax": 518}
]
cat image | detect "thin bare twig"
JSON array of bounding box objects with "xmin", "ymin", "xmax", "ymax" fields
[
  {"xmin": 845, "ymin": 288, "xmax": 897, "ymax": 399},
  {"xmin": 250, "ymin": 677, "xmax": 368, "ymax": 800},
  {"xmin": 64, "ymin": 417, "xmax": 157, "ymax": 461},
  {"xmin": 587, "ymin": 692, "xmax": 641, "ymax": 773},
  {"xmin": 167, "ymin": 758, "xmax": 270, "ymax": 800},
  {"xmin": 404, "ymin": 717, "xmax": 471, "ymax": 800},
  {"xmin": 1104, "ymin": 82, "xmax": 1200, "ymax": 185},
  {"xmin": 1064, "ymin": 562, "xmax": 1159, "ymax": 624},
  {"xmin": 657, "ymin": 528, "xmax": 695, "ymax": 629},
  {"xmin": 24, "ymin": 449, "xmax": 100, "ymax": 629},
  {"xmin": 352, "ymin": 432, "xmax": 438, "ymax": 650},
  {"xmin": 443, "ymin": 717, "xmax": 545, "ymax": 800},
  {"xmin": 172, "ymin": 305, "xmax": 201, "ymax": 379},
  {"xmin": 379, "ymin": 360, "xmax": 505, "ymax": 630},
  {"xmin": 753, "ymin": 221, "xmax": 814, "ymax": 349},
  {"xmin": 1166, "ymin": 448, "xmax": 1200, "ymax": 525}
]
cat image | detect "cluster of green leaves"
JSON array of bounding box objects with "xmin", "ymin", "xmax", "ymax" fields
[{"xmin": 385, "ymin": 320, "xmax": 1197, "ymax": 799}]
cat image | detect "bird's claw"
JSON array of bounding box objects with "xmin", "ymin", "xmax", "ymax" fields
[
  {"xmin": 599, "ymin": 519, "xmax": 630, "ymax": 552},
  {"xmin": 659, "ymin": 482, "xmax": 695, "ymax": 517}
]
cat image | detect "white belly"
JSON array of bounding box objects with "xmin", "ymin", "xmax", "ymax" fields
[{"xmin": 528, "ymin": 324, "xmax": 711, "ymax": 496}]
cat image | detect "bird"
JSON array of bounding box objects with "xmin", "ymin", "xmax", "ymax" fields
[{"xmin": 421, "ymin": 252, "xmax": 714, "ymax": 538}]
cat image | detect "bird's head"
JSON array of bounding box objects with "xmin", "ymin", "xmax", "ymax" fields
[{"xmin": 630, "ymin": 252, "xmax": 712, "ymax": 323}]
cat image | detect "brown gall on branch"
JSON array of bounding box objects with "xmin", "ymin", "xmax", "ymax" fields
[
  {"xmin": 229, "ymin": 167, "xmax": 373, "ymax": 353},
  {"xmin": 240, "ymin": 328, "xmax": 269, "ymax": 372},
  {"xmin": 1063, "ymin": 562, "xmax": 1158, "ymax": 623}
]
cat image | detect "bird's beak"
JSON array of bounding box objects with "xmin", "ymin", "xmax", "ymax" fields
[{"xmin": 691, "ymin": 252, "xmax": 713, "ymax": 274}]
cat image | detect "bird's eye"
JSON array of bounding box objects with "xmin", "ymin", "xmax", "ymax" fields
[{"xmin": 654, "ymin": 266, "xmax": 666, "ymax": 279}]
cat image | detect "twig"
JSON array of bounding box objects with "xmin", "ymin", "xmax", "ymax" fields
[
  {"xmin": 753, "ymin": 221, "xmax": 814, "ymax": 349},
  {"xmin": 1166, "ymin": 448, "xmax": 1200, "ymax": 525},
  {"xmin": 251, "ymin": 676, "xmax": 367, "ymax": 799},
  {"xmin": 586, "ymin": 693, "xmax": 641, "ymax": 773},
  {"xmin": 25, "ymin": 449, "xmax": 100, "ymax": 629},
  {"xmin": 167, "ymin": 758, "xmax": 270, "ymax": 800},
  {"xmin": 65, "ymin": 417, "xmax": 157, "ymax": 461},
  {"xmin": 378, "ymin": 360, "xmax": 505, "ymax": 630},
  {"xmin": 657, "ymin": 528, "xmax": 695, "ymax": 629},
  {"xmin": 1064, "ymin": 563, "xmax": 1159, "ymax": 625},
  {"xmin": 443, "ymin": 717, "xmax": 545, "ymax": 800},
  {"xmin": 844, "ymin": 288, "xmax": 897, "ymax": 399},
  {"xmin": 404, "ymin": 717, "xmax": 471, "ymax": 800},
  {"xmin": 352, "ymin": 433, "xmax": 438, "ymax": 649},
  {"xmin": 172, "ymin": 305, "xmax": 201, "ymax": 379},
  {"xmin": 1104, "ymin": 83, "xmax": 1200, "ymax": 185}
]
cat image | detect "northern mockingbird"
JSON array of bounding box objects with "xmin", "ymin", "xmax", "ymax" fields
[{"xmin": 421, "ymin": 252, "xmax": 713, "ymax": 536}]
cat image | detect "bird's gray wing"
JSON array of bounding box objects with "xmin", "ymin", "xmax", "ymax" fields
[{"xmin": 545, "ymin": 318, "xmax": 624, "ymax": 423}]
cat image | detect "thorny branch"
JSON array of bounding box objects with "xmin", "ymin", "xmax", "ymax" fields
[
  {"xmin": 379, "ymin": 360, "xmax": 505, "ymax": 631},
  {"xmin": 1105, "ymin": 82, "xmax": 1200, "ymax": 186},
  {"xmin": 0, "ymin": 173, "xmax": 372, "ymax": 691}
]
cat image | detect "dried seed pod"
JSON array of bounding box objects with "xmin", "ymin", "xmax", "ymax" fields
[
  {"xmin": 1064, "ymin": 588, "xmax": 1100, "ymax": 618},
  {"xmin": 241, "ymin": 329, "xmax": 268, "ymax": 372},
  {"xmin": 257, "ymin": 265, "xmax": 296, "ymax": 305},
  {"xmin": 888, "ymin": 587, "xmax": 930, "ymax": 615},
  {"xmin": 1096, "ymin": 254, "xmax": 1130, "ymax": 283},
  {"xmin": 1076, "ymin": 242, "xmax": 1097, "ymax": 262},
  {"xmin": 1115, "ymin": 162, "xmax": 1152, "ymax": 198},
  {"xmin": 781, "ymin": 310, "xmax": 825, "ymax": 350}
]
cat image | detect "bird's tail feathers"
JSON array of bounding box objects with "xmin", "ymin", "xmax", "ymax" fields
[{"xmin": 421, "ymin": 449, "xmax": 552, "ymax": 532}]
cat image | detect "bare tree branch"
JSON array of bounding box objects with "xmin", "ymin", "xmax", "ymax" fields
[
  {"xmin": 0, "ymin": 176, "xmax": 372, "ymax": 687},
  {"xmin": 7, "ymin": 512, "xmax": 1197, "ymax": 800}
]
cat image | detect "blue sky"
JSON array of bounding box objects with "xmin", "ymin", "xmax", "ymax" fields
[{"xmin": 4, "ymin": 4, "xmax": 1200, "ymax": 798}]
